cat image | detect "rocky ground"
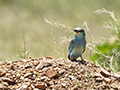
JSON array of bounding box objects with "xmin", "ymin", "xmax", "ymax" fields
[{"xmin": 0, "ymin": 57, "xmax": 120, "ymax": 90}]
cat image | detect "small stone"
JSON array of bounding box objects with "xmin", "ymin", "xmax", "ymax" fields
[
  {"xmin": 113, "ymin": 73, "xmax": 120, "ymax": 78},
  {"xmin": 59, "ymin": 69, "xmax": 65, "ymax": 74},
  {"xmin": 10, "ymin": 64, "xmax": 15, "ymax": 70},
  {"xmin": 103, "ymin": 67, "xmax": 111, "ymax": 73},
  {"xmin": 62, "ymin": 83, "xmax": 66, "ymax": 87},
  {"xmin": 24, "ymin": 73, "xmax": 32, "ymax": 78},
  {"xmin": 84, "ymin": 82, "xmax": 89, "ymax": 86},
  {"xmin": 65, "ymin": 74, "xmax": 68, "ymax": 77},
  {"xmin": 2, "ymin": 82, "xmax": 8, "ymax": 86},
  {"xmin": 52, "ymin": 64, "xmax": 57, "ymax": 68},
  {"xmin": 118, "ymin": 72, "xmax": 120, "ymax": 75},
  {"xmin": 95, "ymin": 77, "xmax": 103, "ymax": 82},
  {"xmin": 54, "ymin": 67, "xmax": 60, "ymax": 71},
  {"xmin": 80, "ymin": 69, "xmax": 85, "ymax": 74},
  {"xmin": 25, "ymin": 64, "xmax": 32, "ymax": 69},
  {"xmin": 93, "ymin": 73, "xmax": 103, "ymax": 78},
  {"xmin": 45, "ymin": 57, "xmax": 53, "ymax": 59},
  {"xmin": 22, "ymin": 84, "xmax": 28, "ymax": 88},
  {"xmin": 117, "ymin": 85, "xmax": 120, "ymax": 90},
  {"xmin": 0, "ymin": 69, "xmax": 6, "ymax": 76},
  {"xmin": 78, "ymin": 74, "xmax": 82, "ymax": 79},
  {"xmin": 48, "ymin": 80, "xmax": 54, "ymax": 85},
  {"xmin": 49, "ymin": 85, "xmax": 54, "ymax": 89},
  {"xmin": 68, "ymin": 75, "xmax": 75, "ymax": 80},
  {"xmin": 98, "ymin": 86, "xmax": 103, "ymax": 90},
  {"xmin": 30, "ymin": 69, "xmax": 34, "ymax": 73},
  {"xmin": 34, "ymin": 61, "xmax": 40, "ymax": 66},
  {"xmin": 45, "ymin": 68, "xmax": 57, "ymax": 78},
  {"xmin": 115, "ymin": 77, "xmax": 120, "ymax": 82},
  {"xmin": 88, "ymin": 61, "xmax": 99, "ymax": 67},
  {"xmin": 34, "ymin": 88, "xmax": 39, "ymax": 90},
  {"xmin": 57, "ymin": 61, "xmax": 64, "ymax": 66},
  {"xmin": 22, "ymin": 59, "xmax": 27, "ymax": 62},
  {"xmin": 30, "ymin": 84, "xmax": 35, "ymax": 89},
  {"xmin": 41, "ymin": 76, "xmax": 47, "ymax": 81},
  {"xmin": 0, "ymin": 79, "xmax": 2, "ymax": 82},
  {"xmin": 104, "ymin": 78, "xmax": 111, "ymax": 83},
  {"xmin": 28, "ymin": 57, "xmax": 32, "ymax": 59},
  {"xmin": 30, "ymin": 74, "xmax": 36, "ymax": 80},
  {"xmin": 34, "ymin": 82, "xmax": 46, "ymax": 89},
  {"xmin": 2, "ymin": 78, "xmax": 15, "ymax": 85},
  {"xmin": 20, "ymin": 76, "xmax": 24, "ymax": 80},
  {"xmin": 0, "ymin": 84, "xmax": 8, "ymax": 90},
  {"xmin": 100, "ymin": 68, "xmax": 111, "ymax": 77},
  {"xmin": 36, "ymin": 60, "xmax": 44, "ymax": 69},
  {"xmin": 43, "ymin": 61, "xmax": 53, "ymax": 67},
  {"xmin": 72, "ymin": 85, "xmax": 78, "ymax": 90}
]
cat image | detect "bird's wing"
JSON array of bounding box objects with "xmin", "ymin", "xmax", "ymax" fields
[
  {"xmin": 82, "ymin": 40, "xmax": 86, "ymax": 53},
  {"xmin": 68, "ymin": 39, "xmax": 74, "ymax": 55}
]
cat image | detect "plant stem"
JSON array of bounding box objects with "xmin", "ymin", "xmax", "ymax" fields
[{"xmin": 21, "ymin": 34, "xmax": 26, "ymax": 59}]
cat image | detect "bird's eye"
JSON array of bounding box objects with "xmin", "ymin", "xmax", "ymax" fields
[
  {"xmin": 74, "ymin": 30, "xmax": 79, "ymax": 33},
  {"xmin": 80, "ymin": 30, "xmax": 83, "ymax": 32}
]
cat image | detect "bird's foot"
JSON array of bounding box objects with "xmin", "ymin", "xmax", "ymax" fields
[
  {"xmin": 69, "ymin": 59, "xmax": 88, "ymax": 65},
  {"xmin": 71, "ymin": 59, "xmax": 77, "ymax": 62},
  {"xmin": 79, "ymin": 59, "xmax": 88, "ymax": 65}
]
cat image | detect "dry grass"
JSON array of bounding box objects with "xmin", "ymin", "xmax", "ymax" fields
[{"xmin": 0, "ymin": 1, "xmax": 120, "ymax": 66}]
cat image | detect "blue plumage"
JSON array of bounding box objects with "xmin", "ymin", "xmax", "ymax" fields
[{"xmin": 68, "ymin": 27, "xmax": 86, "ymax": 62}]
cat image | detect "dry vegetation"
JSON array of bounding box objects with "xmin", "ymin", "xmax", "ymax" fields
[{"xmin": 0, "ymin": 0, "xmax": 120, "ymax": 61}]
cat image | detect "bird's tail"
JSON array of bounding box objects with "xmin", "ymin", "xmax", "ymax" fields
[{"xmin": 68, "ymin": 54, "xmax": 70, "ymax": 60}]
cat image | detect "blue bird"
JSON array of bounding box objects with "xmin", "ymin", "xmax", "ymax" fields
[{"xmin": 68, "ymin": 27, "xmax": 86, "ymax": 63}]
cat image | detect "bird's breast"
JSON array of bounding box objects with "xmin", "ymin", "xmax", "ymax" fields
[{"xmin": 75, "ymin": 45, "xmax": 84, "ymax": 52}]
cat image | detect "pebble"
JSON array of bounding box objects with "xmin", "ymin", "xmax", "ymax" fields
[
  {"xmin": 41, "ymin": 76, "xmax": 47, "ymax": 81},
  {"xmin": 24, "ymin": 73, "xmax": 32, "ymax": 78},
  {"xmin": 68, "ymin": 75, "xmax": 75, "ymax": 80},
  {"xmin": 104, "ymin": 78, "xmax": 111, "ymax": 83},
  {"xmin": 45, "ymin": 68, "xmax": 57, "ymax": 78},
  {"xmin": 0, "ymin": 57, "xmax": 119, "ymax": 89},
  {"xmin": 0, "ymin": 69, "xmax": 6, "ymax": 76},
  {"xmin": 36, "ymin": 60, "xmax": 44, "ymax": 69},
  {"xmin": 2, "ymin": 78, "xmax": 15, "ymax": 85},
  {"xmin": 25, "ymin": 64, "xmax": 32, "ymax": 69},
  {"xmin": 93, "ymin": 73, "xmax": 103, "ymax": 78},
  {"xmin": 100, "ymin": 68, "xmax": 111, "ymax": 77},
  {"xmin": 33, "ymin": 61, "xmax": 40, "ymax": 66},
  {"xmin": 34, "ymin": 82, "xmax": 46, "ymax": 89},
  {"xmin": 59, "ymin": 69, "xmax": 65, "ymax": 74},
  {"xmin": 95, "ymin": 77, "xmax": 103, "ymax": 82}
]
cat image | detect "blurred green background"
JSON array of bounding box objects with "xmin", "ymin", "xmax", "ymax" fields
[{"xmin": 0, "ymin": 0, "xmax": 120, "ymax": 61}]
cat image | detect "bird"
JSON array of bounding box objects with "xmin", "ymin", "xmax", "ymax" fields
[{"xmin": 68, "ymin": 27, "xmax": 86, "ymax": 63}]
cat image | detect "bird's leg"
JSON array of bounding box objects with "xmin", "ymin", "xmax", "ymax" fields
[
  {"xmin": 81, "ymin": 56, "xmax": 84, "ymax": 60},
  {"xmin": 80, "ymin": 56, "xmax": 87, "ymax": 64}
]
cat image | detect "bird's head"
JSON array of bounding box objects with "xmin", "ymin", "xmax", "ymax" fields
[{"xmin": 73, "ymin": 27, "xmax": 85, "ymax": 36}]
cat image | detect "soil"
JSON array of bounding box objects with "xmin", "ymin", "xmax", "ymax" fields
[{"xmin": 0, "ymin": 57, "xmax": 120, "ymax": 90}]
